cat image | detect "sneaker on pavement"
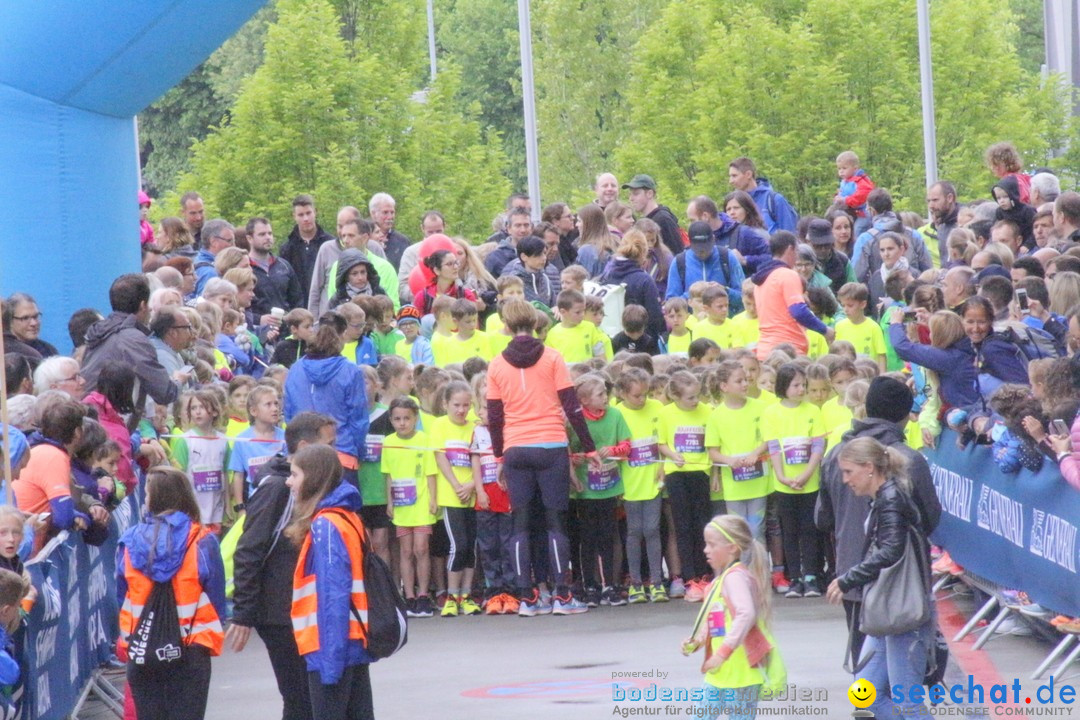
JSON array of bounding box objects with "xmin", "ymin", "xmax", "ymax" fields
[
  {"xmin": 649, "ymin": 584, "xmax": 669, "ymax": 603},
  {"xmin": 413, "ymin": 595, "xmax": 435, "ymax": 617},
  {"xmin": 785, "ymin": 581, "xmax": 805, "ymax": 599},
  {"xmin": 771, "ymin": 570, "xmax": 791, "ymax": 595},
  {"xmin": 668, "ymin": 577, "xmax": 687, "ymax": 599},
  {"xmin": 802, "ymin": 576, "xmax": 822, "ymax": 598},
  {"xmin": 518, "ymin": 591, "xmax": 542, "ymax": 617},
  {"xmin": 537, "ymin": 592, "xmax": 554, "ymax": 615},
  {"xmin": 440, "ymin": 596, "xmax": 460, "ymax": 617},
  {"xmin": 627, "ymin": 585, "xmax": 648, "ymax": 604},
  {"xmin": 500, "ymin": 593, "xmax": 520, "ymax": 615},
  {"xmin": 584, "ymin": 587, "xmax": 601, "ymax": 608},
  {"xmin": 405, "ymin": 598, "xmax": 422, "ymax": 618},
  {"xmin": 994, "ymin": 615, "xmax": 1032, "ymax": 636},
  {"xmin": 1019, "ymin": 603, "xmax": 1049, "ymax": 618},
  {"xmin": 485, "ymin": 594, "xmax": 504, "ymax": 616},
  {"xmin": 552, "ymin": 594, "xmax": 589, "ymax": 615},
  {"xmin": 685, "ymin": 578, "xmax": 707, "ymax": 603},
  {"xmin": 602, "ymin": 586, "xmax": 628, "ymax": 607},
  {"xmin": 460, "ymin": 595, "xmax": 482, "ymax": 616}
]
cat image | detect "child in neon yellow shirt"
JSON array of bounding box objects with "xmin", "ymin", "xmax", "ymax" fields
[
  {"xmin": 693, "ymin": 284, "xmax": 738, "ymax": 350},
  {"xmin": 444, "ymin": 299, "xmax": 492, "ymax": 364},
  {"xmin": 836, "ymin": 282, "xmax": 887, "ymax": 373},
  {"xmin": 663, "ymin": 297, "xmax": 694, "ymax": 356},
  {"xmin": 546, "ymin": 289, "xmax": 603, "ymax": 363},
  {"xmin": 583, "ymin": 295, "xmax": 614, "ymax": 361}
]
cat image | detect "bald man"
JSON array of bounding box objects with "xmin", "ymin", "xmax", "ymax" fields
[{"xmin": 594, "ymin": 173, "xmax": 619, "ymax": 210}]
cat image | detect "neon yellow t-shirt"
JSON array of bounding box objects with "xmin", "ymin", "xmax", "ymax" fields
[
  {"xmin": 694, "ymin": 319, "xmax": 739, "ymax": 350},
  {"xmin": 381, "ymin": 430, "xmax": 437, "ymax": 527},
  {"xmin": 705, "ymin": 399, "xmax": 771, "ymax": 501},
  {"xmin": 442, "ymin": 330, "xmax": 493, "ymax": 365},
  {"xmin": 686, "ymin": 314, "xmax": 701, "ymax": 330},
  {"xmin": 748, "ymin": 388, "xmax": 778, "ymax": 406},
  {"xmin": 225, "ymin": 417, "xmax": 250, "ymax": 445},
  {"xmin": 762, "ymin": 401, "xmax": 825, "ymax": 494},
  {"xmin": 618, "ymin": 399, "xmax": 665, "ymax": 502},
  {"xmin": 430, "ymin": 330, "xmax": 455, "ymax": 366},
  {"xmin": 666, "ymin": 330, "xmax": 693, "ymax": 356},
  {"xmin": 805, "ymin": 328, "xmax": 829, "ymax": 359},
  {"xmin": 546, "ymin": 321, "xmax": 602, "ymax": 364},
  {"xmin": 906, "ymin": 419, "xmax": 923, "ymax": 450},
  {"xmin": 590, "ymin": 321, "xmax": 613, "ymax": 361},
  {"xmin": 429, "ymin": 416, "xmax": 475, "ymax": 509},
  {"xmin": 659, "ymin": 403, "xmax": 713, "ymax": 474},
  {"xmin": 489, "ymin": 331, "xmax": 512, "ymax": 357},
  {"xmin": 729, "ymin": 312, "xmax": 759, "ymax": 349},
  {"xmin": 822, "ymin": 397, "xmax": 853, "ymax": 448},
  {"xmin": 834, "ymin": 317, "xmax": 886, "ymax": 360},
  {"xmin": 486, "ymin": 314, "xmax": 505, "ymax": 335}
]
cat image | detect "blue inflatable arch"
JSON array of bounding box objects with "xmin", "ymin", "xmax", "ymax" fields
[{"xmin": 0, "ymin": 1, "xmax": 266, "ymax": 346}]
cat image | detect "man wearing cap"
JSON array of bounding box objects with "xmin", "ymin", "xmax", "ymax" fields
[
  {"xmin": 752, "ymin": 231, "xmax": 833, "ymax": 359},
  {"xmin": 624, "ymin": 174, "xmax": 684, "ymax": 257},
  {"xmin": 807, "ymin": 219, "xmax": 855, "ymax": 295},
  {"xmin": 665, "ymin": 221, "xmax": 745, "ymax": 315},
  {"xmin": 815, "ymin": 375, "xmax": 942, "ymax": 667},
  {"xmin": 394, "ymin": 305, "xmax": 434, "ymax": 365},
  {"xmin": 687, "ymin": 195, "xmax": 771, "ymax": 274}
]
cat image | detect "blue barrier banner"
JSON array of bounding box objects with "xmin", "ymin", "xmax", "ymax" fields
[
  {"xmin": 924, "ymin": 431, "xmax": 1080, "ymax": 616},
  {"xmin": 23, "ymin": 495, "xmax": 139, "ymax": 720}
]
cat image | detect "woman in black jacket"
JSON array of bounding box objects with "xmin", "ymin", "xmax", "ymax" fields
[
  {"xmin": 825, "ymin": 437, "xmax": 933, "ymax": 719},
  {"xmin": 598, "ymin": 229, "xmax": 665, "ymax": 338}
]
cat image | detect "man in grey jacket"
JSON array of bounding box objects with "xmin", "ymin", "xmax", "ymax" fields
[
  {"xmin": 815, "ymin": 376, "xmax": 941, "ymax": 666},
  {"xmin": 81, "ymin": 274, "xmax": 179, "ymax": 406}
]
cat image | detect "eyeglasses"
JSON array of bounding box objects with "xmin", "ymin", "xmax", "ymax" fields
[
  {"xmin": 59, "ymin": 373, "xmax": 82, "ymax": 384},
  {"xmin": 13, "ymin": 313, "xmax": 41, "ymax": 322}
]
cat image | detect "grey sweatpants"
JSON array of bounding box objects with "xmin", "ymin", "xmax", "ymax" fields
[{"xmin": 624, "ymin": 497, "xmax": 663, "ymax": 585}]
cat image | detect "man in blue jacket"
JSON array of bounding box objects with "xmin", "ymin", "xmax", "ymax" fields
[
  {"xmin": 665, "ymin": 221, "xmax": 745, "ymax": 315},
  {"xmin": 687, "ymin": 195, "xmax": 770, "ymax": 273},
  {"xmin": 728, "ymin": 157, "xmax": 799, "ymax": 233}
]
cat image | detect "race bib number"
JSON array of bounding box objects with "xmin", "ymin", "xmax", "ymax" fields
[
  {"xmin": 708, "ymin": 601, "xmax": 726, "ymax": 638},
  {"xmin": 480, "ymin": 456, "xmax": 499, "ymax": 485},
  {"xmin": 445, "ymin": 440, "xmax": 471, "ymax": 469},
  {"xmin": 673, "ymin": 426, "xmax": 705, "ymax": 454},
  {"xmin": 192, "ymin": 468, "xmax": 223, "ymax": 493},
  {"xmin": 247, "ymin": 454, "xmax": 273, "ymax": 478},
  {"xmin": 391, "ymin": 478, "xmax": 418, "ymax": 507},
  {"xmin": 363, "ymin": 434, "xmax": 384, "ymax": 464},
  {"xmin": 627, "ymin": 437, "xmax": 659, "ymax": 467},
  {"xmin": 782, "ymin": 438, "xmax": 812, "ymax": 466},
  {"xmin": 586, "ymin": 462, "xmax": 620, "ymax": 492},
  {"xmin": 732, "ymin": 459, "xmax": 765, "ymax": 482}
]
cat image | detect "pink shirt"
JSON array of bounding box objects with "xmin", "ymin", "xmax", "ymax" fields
[{"xmin": 755, "ymin": 266, "xmax": 808, "ymax": 359}]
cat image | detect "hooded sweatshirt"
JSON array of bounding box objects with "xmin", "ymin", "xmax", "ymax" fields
[
  {"xmin": 486, "ymin": 336, "xmax": 595, "ymax": 457},
  {"xmin": 748, "ymin": 178, "xmax": 799, "ymax": 233},
  {"xmin": 711, "ymin": 213, "xmax": 771, "ymax": 273},
  {"xmin": 502, "ymin": 258, "xmax": 556, "ymax": 307},
  {"xmin": 296, "ymin": 482, "xmax": 373, "ymax": 684},
  {"xmin": 815, "ymin": 418, "xmax": 941, "ymax": 600},
  {"xmin": 284, "ymin": 355, "xmax": 369, "ymax": 461},
  {"xmin": 115, "ymin": 510, "xmax": 226, "ymax": 624},
  {"xmin": 82, "ymin": 312, "xmax": 179, "ymax": 406},
  {"xmin": 992, "ymin": 176, "xmax": 1037, "ymax": 249},
  {"xmin": 82, "ymin": 391, "xmax": 138, "ymax": 492},
  {"xmin": 330, "ymin": 250, "xmax": 385, "ymax": 309},
  {"xmin": 599, "ymin": 256, "xmax": 665, "ymax": 337}
]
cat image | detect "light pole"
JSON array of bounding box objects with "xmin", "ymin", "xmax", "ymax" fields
[
  {"xmin": 916, "ymin": 0, "xmax": 938, "ymax": 187},
  {"xmin": 517, "ymin": 0, "xmax": 541, "ymax": 221}
]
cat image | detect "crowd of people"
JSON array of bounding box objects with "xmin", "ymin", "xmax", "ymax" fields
[{"xmin": 1, "ymin": 140, "xmax": 1078, "ymax": 718}]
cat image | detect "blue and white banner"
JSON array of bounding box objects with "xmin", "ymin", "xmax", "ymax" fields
[
  {"xmin": 23, "ymin": 495, "xmax": 139, "ymax": 720},
  {"xmin": 925, "ymin": 431, "xmax": 1080, "ymax": 616}
]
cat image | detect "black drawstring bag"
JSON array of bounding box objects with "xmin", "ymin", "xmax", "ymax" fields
[{"xmin": 127, "ymin": 579, "xmax": 185, "ymax": 677}]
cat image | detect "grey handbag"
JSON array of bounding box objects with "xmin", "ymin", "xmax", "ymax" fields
[{"xmin": 859, "ymin": 525, "xmax": 931, "ymax": 637}]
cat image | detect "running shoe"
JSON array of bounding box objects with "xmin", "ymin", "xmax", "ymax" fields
[
  {"xmin": 435, "ymin": 591, "xmax": 449, "ymax": 609},
  {"xmin": 413, "ymin": 595, "xmax": 435, "ymax": 617},
  {"xmin": 584, "ymin": 586, "xmax": 601, "ymax": 608},
  {"xmin": 537, "ymin": 593, "xmax": 554, "ymax": 615},
  {"xmin": 441, "ymin": 596, "xmax": 460, "ymax": 617},
  {"xmin": 500, "ymin": 593, "xmax": 520, "ymax": 615},
  {"xmin": 771, "ymin": 570, "xmax": 790, "ymax": 595},
  {"xmin": 627, "ymin": 585, "xmax": 648, "ymax": 604},
  {"xmin": 485, "ymin": 594, "xmax": 504, "ymax": 615},
  {"xmin": 649, "ymin": 584, "xmax": 669, "ymax": 603},
  {"xmin": 602, "ymin": 586, "xmax": 628, "ymax": 607},
  {"xmin": 685, "ymin": 578, "xmax": 708, "ymax": 603},
  {"xmin": 668, "ymin": 577, "xmax": 687, "ymax": 599},
  {"xmin": 552, "ymin": 594, "xmax": 589, "ymax": 615},
  {"xmin": 803, "ymin": 576, "xmax": 823, "ymax": 598},
  {"xmin": 518, "ymin": 591, "xmax": 543, "ymax": 617},
  {"xmin": 994, "ymin": 615, "xmax": 1033, "ymax": 636},
  {"xmin": 785, "ymin": 581, "xmax": 805, "ymax": 599},
  {"xmin": 460, "ymin": 595, "xmax": 482, "ymax": 616},
  {"xmin": 931, "ymin": 551, "xmax": 964, "ymax": 576}
]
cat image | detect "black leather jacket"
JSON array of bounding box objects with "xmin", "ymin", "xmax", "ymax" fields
[{"xmin": 836, "ymin": 479, "xmax": 929, "ymax": 594}]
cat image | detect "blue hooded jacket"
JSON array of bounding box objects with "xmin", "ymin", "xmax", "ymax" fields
[
  {"xmin": 115, "ymin": 510, "xmax": 226, "ymax": 622},
  {"xmin": 193, "ymin": 249, "xmax": 217, "ymax": 297},
  {"xmin": 711, "ymin": 213, "xmax": 770, "ymax": 274},
  {"xmin": 889, "ymin": 325, "xmax": 981, "ymax": 409},
  {"xmin": 284, "ymin": 355, "xmax": 369, "ymax": 461},
  {"xmin": 748, "ymin": 178, "xmax": 798, "ymax": 233},
  {"xmin": 300, "ymin": 482, "xmax": 374, "ymax": 684},
  {"xmin": 665, "ymin": 247, "xmax": 745, "ymax": 315}
]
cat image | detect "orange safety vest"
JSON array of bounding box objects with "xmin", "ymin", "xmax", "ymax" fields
[
  {"xmin": 291, "ymin": 509, "xmax": 369, "ymax": 655},
  {"xmin": 118, "ymin": 524, "xmax": 224, "ymax": 657}
]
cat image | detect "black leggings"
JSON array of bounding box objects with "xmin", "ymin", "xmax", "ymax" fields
[
  {"xmin": 442, "ymin": 506, "xmax": 477, "ymax": 572},
  {"xmin": 577, "ymin": 497, "xmax": 619, "ymax": 589},
  {"xmin": 504, "ymin": 446, "xmax": 572, "ymax": 594},
  {"xmin": 257, "ymin": 624, "xmax": 313, "ymax": 720},
  {"xmin": 128, "ymin": 645, "xmax": 211, "ymax": 720},
  {"xmin": 308, "ymin": 664, "xmax": 374, "ymax": 720},
  {"xmin": 665, "ymin": 471, "xmax": 712, "ymax": 579},
  {"xmin": 775, "ymin": 491, "xmax": 823, "ymax": 580}
]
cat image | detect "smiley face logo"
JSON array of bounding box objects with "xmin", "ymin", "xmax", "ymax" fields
[{"xmin": 848, "ymin": 678, "xmax": 876, "ymax": 708}]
